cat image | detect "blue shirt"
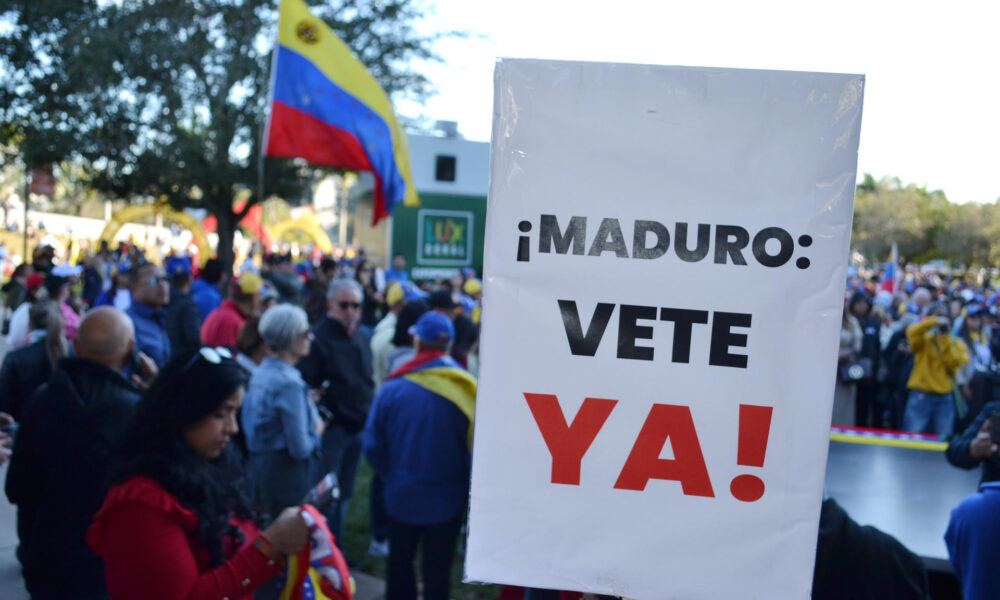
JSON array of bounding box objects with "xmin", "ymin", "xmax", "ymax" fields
[
  {"xmin": 241, "ymin": 358, "xmax": 321, "ymax": 460},
  {"xmin": 363, "ymin": 367, "xmax": 470, "ymax": 525},
  {"xmin": 384, "ymin": 267, "xmax": 409, "ymax": 283},
  {"xmin": 127, "ymin": 302, "xmax": 171, "ymax": 369},
  {"xmin": 190, "ymin": 278, "xmax": 222, "ymax": 321},
  {"xmin": 946, "ymin": 482, "xmax": 1000, "ymax": 600}
]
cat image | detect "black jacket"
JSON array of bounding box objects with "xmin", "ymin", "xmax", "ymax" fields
[
  {"xmin": 166, "ymin": 286, "xmax": 202, "ymax": 360},
  {"xmin": 0, "ymin": 338, "xmax": 54, "ymax": 420},
  {"xmin": 297, "ymin": 316, "xmax": 374, "ymax": 433},
  {"xmin": 3, "ymin": 279, "xmax": 27, "ymax": 313},
  {"xmin": 813, "ymin": 498, "xmax": 929, "ymax": 600},
  {"xmin": 5, "ymin": 357, "xmax": 141, "ymax": 597},
  {"xmin": 947, "ymin": 400, "xmax": 1000, "ymax": 484},
  {"xmin": 304, "ymin": 278, "xmax": 328, "ymax": 325}
]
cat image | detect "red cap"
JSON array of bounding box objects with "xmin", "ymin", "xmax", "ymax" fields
[{"xmin": 26, "ymin": 273, "xmax": 44, "ymax": 290}]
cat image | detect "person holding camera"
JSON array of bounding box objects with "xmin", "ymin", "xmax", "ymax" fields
[{"xmin": 901, "ymin": 303, "xmax": 969, "ymax": 436}]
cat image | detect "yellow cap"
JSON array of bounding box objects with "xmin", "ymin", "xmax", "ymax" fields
[
  {"xmin": 233, "ymin": 272, "xmax": 264, "ymax": 295},
  {"xmin": 385, "ymin": 282, "xmax": 404, "ymax": 307},
  {"xmin": 463, "ymin": 278, "xmax": 482, "ymax": 295}
]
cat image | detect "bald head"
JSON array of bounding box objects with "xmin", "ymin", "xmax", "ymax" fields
[{"xmin": 74, "ymin": 307, "xmax": 135, "ymax": 369}]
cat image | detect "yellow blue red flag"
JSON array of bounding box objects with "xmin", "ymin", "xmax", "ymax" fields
[{"xmin": 264, "ymin": 0, "xmax": 419, "ymax": 223}]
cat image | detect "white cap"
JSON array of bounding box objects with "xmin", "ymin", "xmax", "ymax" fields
[{"xmin": 51, "ymin": 263, "xmax": 83, "ymax": 277}]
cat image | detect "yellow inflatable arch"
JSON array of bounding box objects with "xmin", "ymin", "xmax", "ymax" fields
[
  {"xmin": 99, "ymin": 203, "xmax": 213, "ymax": 266},
  {"xmin": 268, "ymin": 213, "xmax": 334, "ymax": 254}
]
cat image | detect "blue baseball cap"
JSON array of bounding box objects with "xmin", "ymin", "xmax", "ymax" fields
[
  {"xmin": 165, "ymin": 256, "xmax": 192, "ymax": 277},
  {"xmin": 408, "ymin": 311, "xmax": 454, "ymax": 344}
]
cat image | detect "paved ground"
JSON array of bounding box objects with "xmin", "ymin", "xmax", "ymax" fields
[
  {"xmin": 0, "ymin": 333, "xmax": 385, "ymax": 599},
  {"xmin": 0, "ymin": 462, "xmax": 28, "ymax": 600}
]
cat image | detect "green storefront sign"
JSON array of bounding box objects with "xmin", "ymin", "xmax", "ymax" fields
[{"xmin": 391, "ymin": 193, "xmax": 486, "ymax": 281}]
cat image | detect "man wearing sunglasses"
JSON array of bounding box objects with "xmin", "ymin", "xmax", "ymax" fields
[
  {"xmin": 297, "ymin": 278, "xmax": 374, "ymax": 553},
  {"xmin": 127, "ymin": 262, "xmax": 171, "ymax": 368}
]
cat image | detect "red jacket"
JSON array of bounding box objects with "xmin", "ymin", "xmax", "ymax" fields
[
  {"xmin": 87, "ymin": 476, "xmax": 282, "ymax": 600},
  {"xmin": 200, "ymin": 299, "xmax": 248, "ymax": 348}
]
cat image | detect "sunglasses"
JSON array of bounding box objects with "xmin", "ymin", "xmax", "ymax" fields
[
  {"xmin": 182, "ymin": 346, "xmax": 233, "ymax": 373},
  {"xmin": 337, "ymin": 301, "xmax": 361, "ymax": 310}
]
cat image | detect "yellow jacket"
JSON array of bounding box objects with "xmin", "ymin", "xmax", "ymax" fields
[{"xmin": 905, "ymin": 319, "xmax": 969, "ymax": 394}]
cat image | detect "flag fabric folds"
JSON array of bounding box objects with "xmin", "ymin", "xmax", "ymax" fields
[
  {"xmin": 265, "ymin": 0, "xmax": 419, "ymax": 223},
  {"xmin": 880, "ymin": 241, "xmax": 900, "ymax": 294}
]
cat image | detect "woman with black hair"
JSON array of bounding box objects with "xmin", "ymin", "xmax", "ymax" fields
[
  {"xmin": 355, "ymin": 259, "xmax": 383, "ymax": 336},
  {"xmin": 87, "ymin": 348, "xmax": 308, "ymax": 599}
]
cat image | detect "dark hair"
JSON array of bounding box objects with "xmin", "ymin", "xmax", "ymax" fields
[
  {"xmin": 319, "ymin": 257, "xmax": 338, "ymax": 273},
  {"xmin": 171, "ymin": 271, "xmax": 193, "ymax": 287},
  {"xmin": 392, "ymin": 300, "xmax": 429, "ymax": 348},
  {"xmin": 199, "ymin": 258, "xmax": 223, "ymax": 285},
  {"xmin": 111, "ymin": 350, "xmax": 251, "ymax": 567},
  {"xmin": 958, "ymin": 307, "xmax": 986, "ymax": 350},
  {"xmin": 451, "ymin": 313, "xmax": 478, "ymax": 360},
  {"xmin": 11, "ymin": 263, "xmax": 29, "ymax": 279},
  {"xmin": 236, "ymin": 316, "xmax": 265, "ymax": 357}
]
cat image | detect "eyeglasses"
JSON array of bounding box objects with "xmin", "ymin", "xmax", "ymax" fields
[
  {"xmin": 297, "ymin": 328, "xmax": 312, "ymax": 338},
  {"xmin": 144, "ymin": 275, "xmax": 169, "ymax": 285},
  {"xmin": 337, "ymin": 301, "xmax": 361, "ymax": 310},
  {"xmin": 182, "ymin": 346, "xmax": 233, "ymax": 373}
]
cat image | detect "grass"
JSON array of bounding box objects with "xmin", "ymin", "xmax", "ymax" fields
[{"xmin": 343, "ymin": 459, "xmax": 501, "ymax": 600}]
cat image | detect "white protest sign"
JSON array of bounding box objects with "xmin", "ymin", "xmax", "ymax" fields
[{"xmin": 465, "ymin": 59, "xmax": 864, "ymax": 600}]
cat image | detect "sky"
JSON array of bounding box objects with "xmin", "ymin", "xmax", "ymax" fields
[{"xmin": 398, "ymin": 0, "xmax": 1000, "ymax": 204}]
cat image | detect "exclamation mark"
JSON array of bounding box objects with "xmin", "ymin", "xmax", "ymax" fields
[
  {"xmin": 730, "ymin": 404, "xmax": 773, "ymax": 502},
  {"xmin": 517, "ymin": 220, "xmax": 532, "ymax": 262}
]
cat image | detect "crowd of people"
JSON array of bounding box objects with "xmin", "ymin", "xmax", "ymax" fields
[
  {"xmin": 836, "ymin": 268, "xmax": 1000, "ymax": 599},
  {"xmin": 8, "ymin": 239, "xmax": 1000, "ymax": 598},
  {"xmin": 0, "ymin": 243, "xmax": 483, "ymax": 600},
  {"xmin": 836, "ymin": 270, "xmax": 1000, "ymax": 438}
]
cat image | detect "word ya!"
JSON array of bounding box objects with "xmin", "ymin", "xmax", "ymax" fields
[{"xmin": 525, "ymin": 393, "xmax": 774, "ymax": 503}]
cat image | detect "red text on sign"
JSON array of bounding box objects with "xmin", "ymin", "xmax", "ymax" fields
[{"xmin": 523, "ymin": 393, "xmax": 773, "ymax": 501}]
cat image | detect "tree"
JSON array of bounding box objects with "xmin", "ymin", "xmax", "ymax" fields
[
  {"xmin": 852, "ymin": 175, "xmax": 951, "ymax": 264},
  {"xmin": 935, "ymin": 202, "xmax": 993, "ymax": 268},
  {"xmin": 0, "ymin": 0, "xmax": 451, "ymax": 272}
]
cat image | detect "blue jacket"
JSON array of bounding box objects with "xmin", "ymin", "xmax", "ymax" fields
[
  {"xmin": 946, "ymin": 482, "xmax": 1000, "ymax": 600},
  {"xmin": 190, "ymin": 278, "xmax": 222, "ymax": 321},
  {"xmin": 242, "ymin": 358, "xmax": 321, "ymax": 460},
  {"xmin": 362, "ymin": 351, "xmax": 475, "ymax": 525},
  {"xmin": 127, "ymin": 302, "xmax": 171, "ymax": 369}
]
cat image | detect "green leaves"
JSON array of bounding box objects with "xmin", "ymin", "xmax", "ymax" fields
[
  {"xmin": 853, "ymin": 175, "xmax": 1000, "ymax": 268},
  {"xmin": 1, "ymin": 0, "xmax": 453, "ymax": 271}
]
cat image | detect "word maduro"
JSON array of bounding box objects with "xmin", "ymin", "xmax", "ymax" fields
[
  {"xmin": 559, "ymin": 300, "xmax": 751, "ymax": 368},
  {"xmin": 517, "ymin": 215, "xmax": 813, "ymax": 269},
  {"xmin": 525, "ymin": 394, "xmax": 774, "ymax": 502}
]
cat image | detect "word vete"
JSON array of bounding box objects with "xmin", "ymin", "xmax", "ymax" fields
[{"xmin": 559, "ymin": 300, "xmax": 752, "ymax": 368}]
